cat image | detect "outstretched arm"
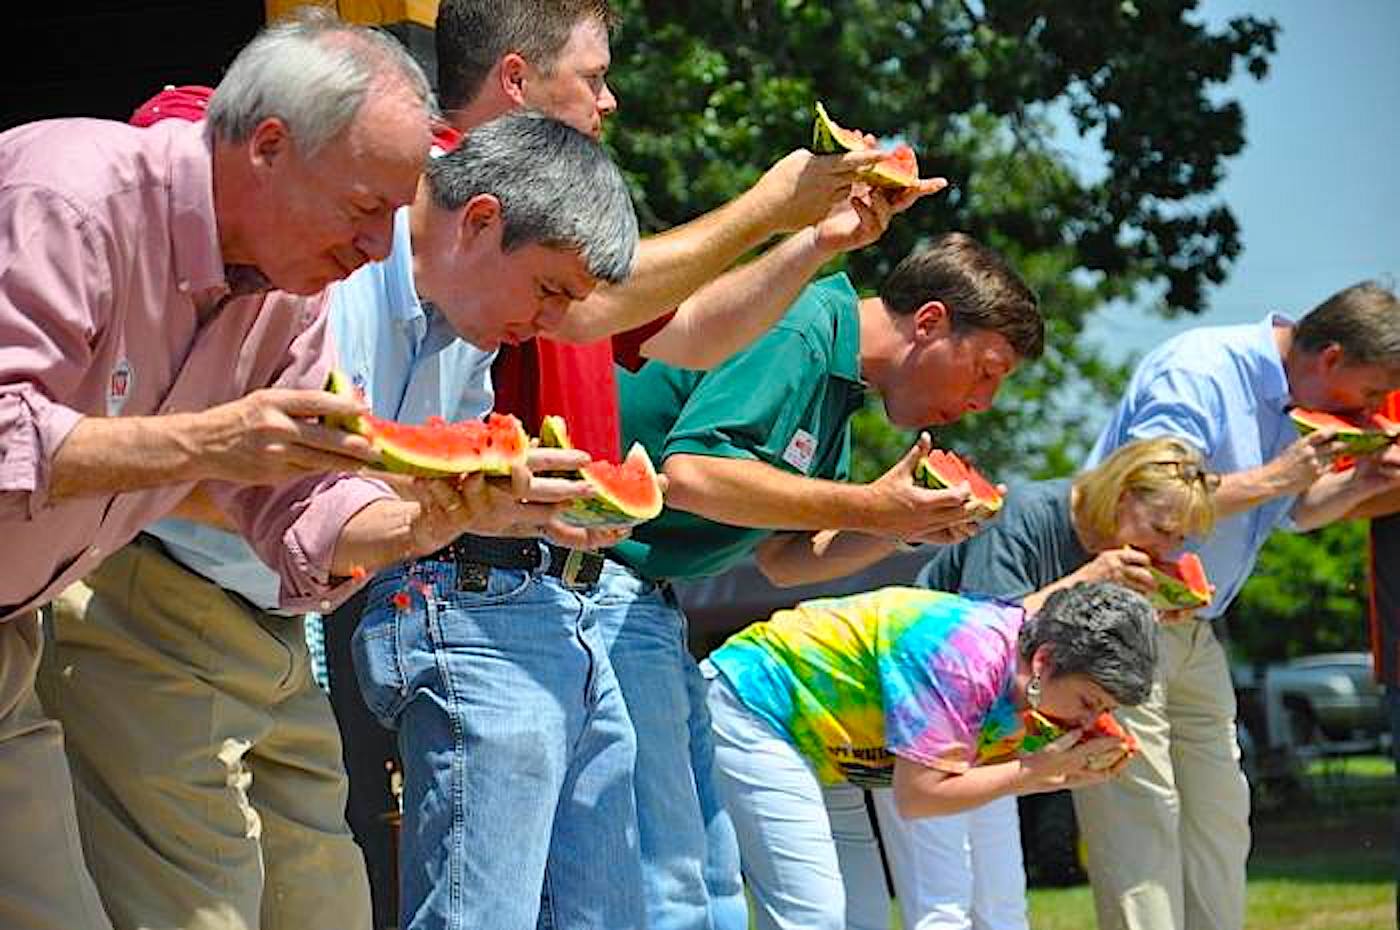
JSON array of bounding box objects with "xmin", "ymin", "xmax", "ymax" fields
[{"xmin": 641, "ymin": 179, "xmax": 946, "ymax": 370}]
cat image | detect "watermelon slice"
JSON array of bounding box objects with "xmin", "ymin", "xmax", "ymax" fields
[
  {"xmin": 536, "ymin": 415, "xmax": 664, "ymax": 528},
  {"xmin": 1145, "ymin": 552, "xmax": 1212, "ymax": 611},
  {"xmin": 322, "ymin": 370, "xmax": 528, "ymax": 477},
  {"xmin": 914, "ymin": 449, "xmax": 1003, "ymax": 519},
  {"xmin": 812, "ymin": 101, "xmax": 920, "ymax": 190},
  {"xmin": 1083, "ymin": 712, "xmax": 1137, "ymax": 771},
  {"xmin": 1289, "ymin": 407, "xmax": 1398, "ymax": 455}
]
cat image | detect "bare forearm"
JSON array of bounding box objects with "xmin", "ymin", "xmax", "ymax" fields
[
  {"xmin": 893, "ymin": 759, "xmax": 1035, "ymax": 819},
  {"xmin": 663, "ymin": 455, "xmax": 876, "ymax": 532},
  {"xmin": 1346, "ymin": 485, "xmax": 1400, "ymax": 521},
  {"xmin": 1292, "ymin": 470, "xmax": 1393, "ymax": 531},
  {"xmin": 50, "ymin": 414, "xmax": 207, "ymax": 500},
  {"xmin": 1212, "ymin": 463, "xmax": 1297, "ymax": 519},
  {"xmin": 329, "ymin": 499, "xmax": 420, "ymax": 575},
  {"xmin": 755, "ymin": 530, "xmax": 902, "ymax": 588},
  {"xmin": 553, "ymin": 188, "xmax": 780, "ymax": 344},
  {"xmin": 642, "ymin": 228, "xmax": 836, "ymax": 370}
]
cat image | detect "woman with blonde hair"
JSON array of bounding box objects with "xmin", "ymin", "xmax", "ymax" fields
[{"xmin": 862, "ymin": 435, "xmax": 1220, "ymax": 930}]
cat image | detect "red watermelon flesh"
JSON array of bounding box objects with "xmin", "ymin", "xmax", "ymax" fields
[
  {"xmin": 1146, "ymin": 552, "xmax": 1212, "ymax": 611},
  {"xmin": 915, "ymin": 450, "xmax": 1004, "ymax": 517},
  {"xmin": 1084, "ymin": 712, "xmax": 1137, "ymax": 770},
  {"xmin": 562, "ymin": 442, "xmax": 665, "ymax": 529},
  {"xmin": 1289, "ymin": 407, "xmax": 1398, "ymax": 455},
  {"xmin": 812, "ymin": 102, "xmax": 920, "ymax": 189},
  {"xmin": 322, "ymin": 369, "xmax": 528, "ymax": 477}
]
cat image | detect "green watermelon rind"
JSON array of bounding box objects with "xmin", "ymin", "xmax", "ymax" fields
[
  {"xmin": 1290, "ymin": 412, "xmax": 1396, "ymax": 455},
  {"xmin": 1145, "ymin": 564, "xmax": 1211, "ymax": 611},
  {"xmin": 914, "ymin": 456, "xmax": 1003, "ymax": 519},
  {"xmin": 558, "ymin": 443, "xmax": 663, "ymax": 529},
  {"xmin": 812, "ymin": 102, "xmax": 919, "ymax": 189}
]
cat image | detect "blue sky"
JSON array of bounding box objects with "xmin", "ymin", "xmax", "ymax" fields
[{"xmin": 1079, "ymin": 0, "xmax": 1400, "ymax": 363}]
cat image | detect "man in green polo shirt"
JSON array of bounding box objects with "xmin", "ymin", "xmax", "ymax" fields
[{"xmin": 596, "ymin": 231, "xmax": 1045, "ymax": 930}]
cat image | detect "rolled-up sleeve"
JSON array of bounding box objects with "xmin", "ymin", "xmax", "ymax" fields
[
  {"xmin": 209, "ymin": 473, "xmax": 395, "ymax": 611},
  {"xmin": 0, "ymin": 185, "xmax": 109, "ymax": 519}
]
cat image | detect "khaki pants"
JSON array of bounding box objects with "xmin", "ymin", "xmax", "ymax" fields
[
  {"xmin": 1073, "ymin": 621, "xmax": 1250, "ymax": 930},
  {"xmin": 0, "ymin": 611, "xmax": 114, "ymax": 930},
  {"xmin": 35, "ymin": 539, "xmax": 371, "ymax": 930}
]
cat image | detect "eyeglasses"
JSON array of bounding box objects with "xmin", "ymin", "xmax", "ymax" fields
[{"xmin": 1150, "ymin": 460, "xmax": 1222, "ymax": 492}]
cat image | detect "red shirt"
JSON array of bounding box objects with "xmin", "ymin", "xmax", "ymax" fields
[{"xmin": 492, "ymin": 317, "xmax": 672, "ymax": 461}]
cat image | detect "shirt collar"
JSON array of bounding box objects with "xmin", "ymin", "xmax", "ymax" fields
[
  {"xmin": 828, "ymin": 274, "xmax": 863, "ymax": 385},
  {"xmin": 1259, "ymin": 313, "xmax": 1294, "ymax": 407},
  {"xmin": 165, "ymin": 120, "xmax": 226, "ymax": 299}
]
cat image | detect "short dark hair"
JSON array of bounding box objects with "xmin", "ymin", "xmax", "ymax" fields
[
  {"xmin": 1294, "ymin": 280, "xmax": 1400, "ymax": 367},
  {"xmin": 878, "ymin": 232, "xmax": 1044, "ymax": 359},
  {"xmin": 1018, "ymin": 582, "xmax": 1158, "ymax": 706},
  {"xmin": 435, "ymin": 0, "xmax": 617, "ymax": 112}
]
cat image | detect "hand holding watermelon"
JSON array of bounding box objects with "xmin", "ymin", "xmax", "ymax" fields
[{"xmin": 862, "ymin": 435, "xmax": 985, "ymax": 543}]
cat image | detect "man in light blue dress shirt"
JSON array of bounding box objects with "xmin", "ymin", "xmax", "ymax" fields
[
  {"xmin": 34, "ymin": 113, "xmax": 638, "ymax": 930},
  {"xmin": 1073, "ymin": 281, "xmax": 1400, "ymax": 930}
]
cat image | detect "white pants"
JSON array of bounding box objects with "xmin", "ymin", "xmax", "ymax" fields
[
  {"xmin": 707, "ymin": 673, "xmax": 889, "ymax": 930},
  {"xmin": 869, "ymin": 793, "xmax": 1028, "ymax": 930}
]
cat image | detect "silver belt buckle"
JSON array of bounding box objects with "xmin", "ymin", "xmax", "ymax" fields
[{"xmin": 560, "ymin": 548, "xmax": 587, "ymax": 588}]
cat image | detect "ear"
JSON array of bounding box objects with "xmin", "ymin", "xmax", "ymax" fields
[
  {"xmin": 248, "ymin": 117, "xmax": 293, "ymax": 173},
  {"xmin": 499, "ymin": 52, "xmax": 530, "ymax": 107},
  {"xmin": 458, "ymin": 193, "xmax": 503, "ymax": 243},
  {"xmin": 1317, "ymin": 342, "xmax": 1345, "ymax": 373},
  {"xmin": 911, "ymin": 300, "xmax": 951, "ymax": 343},
  {"xmin": 1031, "ymin": 643, "xmax": 1055, "ymax": 680}
]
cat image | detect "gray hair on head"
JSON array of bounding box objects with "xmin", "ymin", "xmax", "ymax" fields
[
  {"xmin": 425, "ymin": 111, "xmax": 638, "ymax": 284},
  {"xmin": 208, "ymin": 7, "xmax": 433, "ymax": 157},
  {"xmin": 1019, "ymin": 582, "xmax": 1158, "ymax": 706}
]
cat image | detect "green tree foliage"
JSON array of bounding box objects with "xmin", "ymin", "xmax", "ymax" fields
[
  {"xmin": 1227, "ymin": 521, "xmax": 1372, "ymax": 661},
  {"xmin": 605, "ymin": 0, "xmax": 1277, "ymax": 479}
]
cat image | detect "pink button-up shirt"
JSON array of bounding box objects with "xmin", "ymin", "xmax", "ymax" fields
[{"xmin": 0, "ymin": 117, "xmax": 393, "ymax": 620}]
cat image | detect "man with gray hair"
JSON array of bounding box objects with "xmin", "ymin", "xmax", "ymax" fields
[
  {"xmin": 36, "ymin": 106, "xmax": 641, "ymax": 930},
  {"xmin": 0, "ymin": 13, "xmax": 585, "ymax": 930}
]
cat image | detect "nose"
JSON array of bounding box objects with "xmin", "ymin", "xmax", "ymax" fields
[
  {"xmin": 354, "ymin": 213, "xmax": 396, "ymax": 263},
  {"xmin": 598, "ymin": 81, "xmax": 619, "ymax": 118}
]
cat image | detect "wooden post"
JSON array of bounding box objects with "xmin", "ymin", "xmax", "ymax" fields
[{"xmin": 264, "ymin": 0, "xmax": 438, "ymax": 27}]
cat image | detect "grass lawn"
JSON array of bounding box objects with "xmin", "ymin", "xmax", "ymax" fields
[{"xmin": 1028, "ymin": 754, "xmax": 1397, "ymax": 930}]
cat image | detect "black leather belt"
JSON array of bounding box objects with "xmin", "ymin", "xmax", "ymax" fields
[{"xmin": 427, "ymin": 534, "xmax": 605, "ymax": 589}]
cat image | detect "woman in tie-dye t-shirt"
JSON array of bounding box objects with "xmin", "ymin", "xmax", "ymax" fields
[{"xmin": 704, "ymin": 582, "xmax": 1157, "ymax": 930}]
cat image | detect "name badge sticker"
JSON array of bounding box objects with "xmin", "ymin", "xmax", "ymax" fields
[
  {"xmin": 107, "ymin": 358, "xmax": 134, "ymax": 416},
  {"xmin": 781, "ymin": 428, "xmax": 818, "ymax": 474}
]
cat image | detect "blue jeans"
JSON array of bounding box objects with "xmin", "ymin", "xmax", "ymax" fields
[
  {"xmin": 593, "ymin": 562, "xmax": 746, "ymax": 930},
  {"xmin": 352, "ymin": 558, "xmax": 643, "ymax": 930}
]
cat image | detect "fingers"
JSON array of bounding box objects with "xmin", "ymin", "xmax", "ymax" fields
[
  {"xmin": 890, "ymin": 176, "xmax": 949, "ymax": 213},
  {"xmin": 526, "ymin": 447, "xmax": 591, "ymax": 472},
  {"xmin": 835, "ymin": 148, "xmax": 891, "ymax": 171},
  {"xmin": 260, "ymin": 387, "xmax": 369, "ymax": 420},
  {"xmin": 521, "ymin": 475, "xmax": 592, "ymax": 503},
  {"xmin": 291, "ymin": 422, "xmax": 380, "ymax": 462}
]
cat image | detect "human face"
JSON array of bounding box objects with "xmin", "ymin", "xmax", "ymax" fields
[
  {"xmin": 520, "ymin": 17, "xmax": 617, "ymax": 138},
  {"xmin": 1111, "ymin": 490, "xmax": 1189, "ymax": 561},
  {"xmin": 429, "ymin": 205, "xmax": 597, "ymax": 351},
  {"xmin": 880, "ymin": 311, "xmax": 1020, "ymax": 428},
  {"xmin": 1292, "ymin": 349, "xmax": 1400, "ymax": 417},
  {"xmin": 245, "ymin": 83, "xmax": 429, "ymax": 295},
  {"xmin": 1036, "ymin": 671, "xmax": 1119, "ymax": 731}
]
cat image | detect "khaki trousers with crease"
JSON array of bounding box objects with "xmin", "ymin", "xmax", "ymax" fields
[
  {"xmin": 1073, "ymin": 621, "xmax": 1251, "ymax": 930},
  {"xmin": 35, "ymin": 538, "xmax": 371, "ymax": 930},
  {"xmin": 0, "ymin": 610, "xmax": 114, "ymax": 930}
]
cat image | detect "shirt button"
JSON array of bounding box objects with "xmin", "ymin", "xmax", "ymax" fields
[{"xmin": 177, "ymin": 280, "xmax": 191, "ymax": 293}]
